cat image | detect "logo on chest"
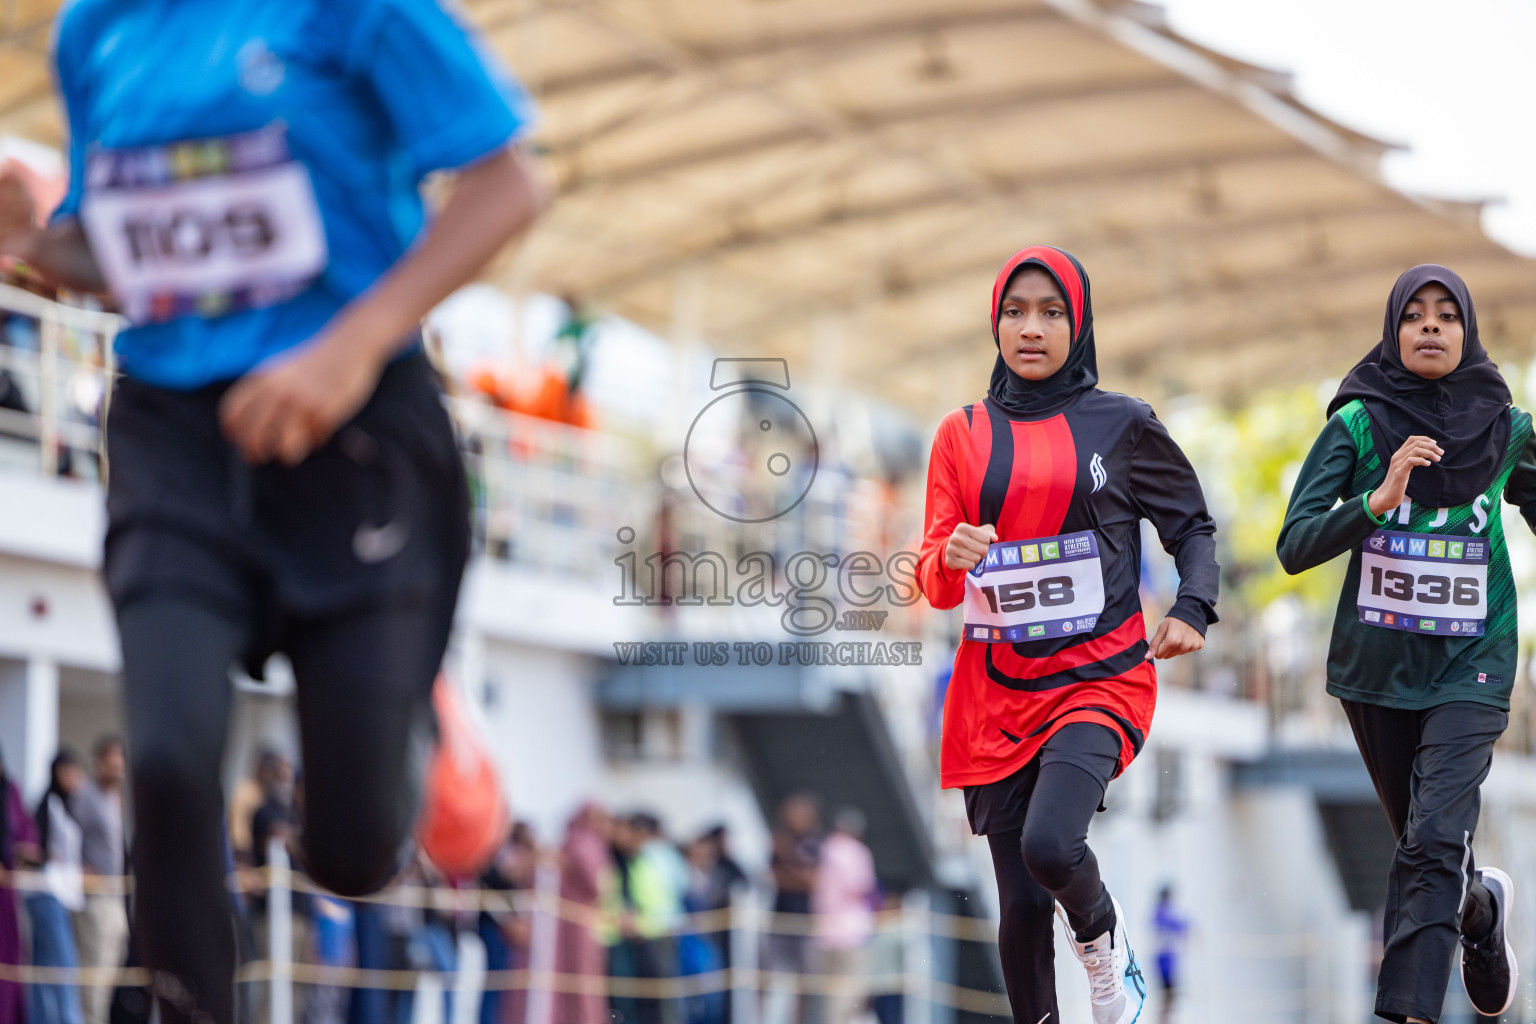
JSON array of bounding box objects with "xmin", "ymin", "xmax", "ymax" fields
[
  {"xmin": 1089, "ymin": 452, "xmax": 1107, "ymax": 494},
  {"xmin": 238, "ymin": 40, "xmax": 286, "ymax": 96}
]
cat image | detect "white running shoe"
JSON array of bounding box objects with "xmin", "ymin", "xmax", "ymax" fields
[{"xmin": 1062, "ymin": 897, "xmax": 1148, "ymax": 1024}]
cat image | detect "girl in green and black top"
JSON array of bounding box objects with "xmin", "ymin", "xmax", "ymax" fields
[{"xmin": 1279, "ymin": 264, "xmax": 1536, "ymax": 1024}]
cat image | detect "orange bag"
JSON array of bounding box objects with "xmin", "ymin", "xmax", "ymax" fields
[{"xmin": 416, "ymin": 677, "xmax": 510, "ymax": 876}]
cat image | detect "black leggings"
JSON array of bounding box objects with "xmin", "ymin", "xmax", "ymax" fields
[
  {"xmin": 984, "ymin": 730, "xmax": 1117, "ymax": 1024},
  {"xmin": 1343, "ymin": 699, "xmax": 1505, "ymax": 1024},
  {"xmin": 119, "ymin": 597, "xmax": 440, "ymax": 1024}
]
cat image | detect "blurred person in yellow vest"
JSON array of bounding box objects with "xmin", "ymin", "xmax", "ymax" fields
[{"xmin": 605, "ymin": 813, "xmax": 685, "ymax": 1024}]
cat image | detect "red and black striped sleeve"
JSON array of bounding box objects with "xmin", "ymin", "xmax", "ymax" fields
[{"xmin": 917, "ymin": 409, "xmax": 970, "ymax": 611}]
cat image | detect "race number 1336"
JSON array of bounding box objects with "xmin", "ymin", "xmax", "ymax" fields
[{"xmin": 1357, "ymin": 530, "xmax": 1488, "ymax": 636}]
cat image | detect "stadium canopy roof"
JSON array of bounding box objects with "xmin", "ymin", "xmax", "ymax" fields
[{"xmin": 2, "ymin": 0, "xmax": 1533, "ymax": 416}]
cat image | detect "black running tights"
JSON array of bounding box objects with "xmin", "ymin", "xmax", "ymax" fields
[
  {"xmin": 987, "ymin": 757, "xmax": 1114, "ymax": 1024},
  {"xmin": 118, "ymin": 597, "xmax": 440, "ymax": 1024}
]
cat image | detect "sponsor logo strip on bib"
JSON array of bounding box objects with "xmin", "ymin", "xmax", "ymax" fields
[
  {"xmin": 962, "ymin": 530, "xmax": 1106, "ymax": 643},
  {"xmin": 1357, "ymin": 529, "xmax": 1488, "ymax": 636}
]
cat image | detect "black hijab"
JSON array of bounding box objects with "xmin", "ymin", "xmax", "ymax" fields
[
  {"xmin": 34, "ymin": 749, "xmax": 80, "ymax": 863},
  {"xmin": 988, "ymin": 245, "xmax": 1098, "ymax": 417},
  {"xmin": 1328, "ymin": 264, "xmax": 1512, "ymax": 508}
]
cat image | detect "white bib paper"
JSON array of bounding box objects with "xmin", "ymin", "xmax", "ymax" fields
[
  {"xmin": 1357, "ymin": 530, "xmax": 1488, "ymax": 637},
  {"xmin": 962, "ymin": 530, "xmax": 1105, "ymax": 643},
  {"xmin": 79, "ymin": 124, "xmax": 327, "ymax": 324}
]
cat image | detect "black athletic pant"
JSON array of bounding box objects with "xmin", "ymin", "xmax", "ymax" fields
[
  {"xmin": 979, "ymin": 724, "xmax": 1120, "ymax": 1024},
  {"xmin": 1342, "ymin": 699, "xmax": 1506, "ymax": 1024},
  {"xmin": 119, "ymin": 597, "xmax": 440, "ymax": 1024}
]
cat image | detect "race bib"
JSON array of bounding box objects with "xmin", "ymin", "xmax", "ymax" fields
[
  {"xmin": 80, "ymin": 124, "xmax": 328, "ymax": 325},
  {"xmin": 962, "ymin": 530, "xmax": 1105, "ymax": 643},
  {"xmin": 1357, "ymin": 530, "xmax": 1488, "ymax": 636}
]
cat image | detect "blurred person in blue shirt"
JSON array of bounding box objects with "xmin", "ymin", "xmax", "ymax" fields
[
  {"xmin": 1152, "ymin": 885, "xmax": 1189, "ymax": 1023},
  {"xmin": 0, "ymin": 4, "xmax": 545, "ymax": 1023}
]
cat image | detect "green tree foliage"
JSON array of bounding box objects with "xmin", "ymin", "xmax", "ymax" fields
[{"xmin": 1165, "ymin": 385, "xmax": 1345, "ymax": 619}]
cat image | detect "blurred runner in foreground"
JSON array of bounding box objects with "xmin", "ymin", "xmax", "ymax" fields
[
  {"xmin": 917, "ymin": 245, "xmax": 1219, "ymax": 1024},
  {"xmin": 1279, "ymin": 265, "xmax": 1526, "ymax": 1024},
  {"xmin": 0, "ymin": 2, "xmax": 545, "ymax": 1021}
]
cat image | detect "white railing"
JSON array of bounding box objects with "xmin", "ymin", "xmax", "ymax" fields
[
  {"xmin": 0, "ymin": 287, "xmax": 646, "ymax": 580},
  {"xmin": 4, "ymin": 860, "xmax": 1376, "ymax": 1024},
  {"xmin": 0, "ymin": 282, "xmax": 117, "ymax": 480},
  {"xmin": 0, "ymin": 287, "xmax": 925, "ymax": 594},
  {"xmin": 450, "ymin": 395, "xmax": 640, "ymax": 577}
]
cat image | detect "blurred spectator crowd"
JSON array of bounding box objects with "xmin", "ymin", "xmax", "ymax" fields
[{"xmin": 0, "ymin": 743, "xmax": 907, "ymax": 1024}]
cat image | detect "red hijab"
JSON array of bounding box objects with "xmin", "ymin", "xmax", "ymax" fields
[{"xmin": 988, "ymin": 245, "xmax": 1098, "ymax": 418}]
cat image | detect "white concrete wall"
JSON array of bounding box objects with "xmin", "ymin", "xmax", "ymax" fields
[
  {"xmin": 56, "ymin": 664, "xmax": 121, "ymax": 779},
  {"xmin": 0, "ymin": 554, "xmax": 117, "ymax": 672},
  {"xmin": 0, "ymin": 471, "xmax": 105, "ymax": 569},
  {"xmin": 0, "ymin": 656, "xmax": 61, "ymax": 800},
  {"xmin": 468, "ymin": 634, "xmax": 608, "ymax": 842},
  {"xmin": 0, "ymin": 470, "xmax": 118, "ymax": 800},
  {"xmin": 0, "ymin": 657, "xmax": 28, "ymax": 792}
]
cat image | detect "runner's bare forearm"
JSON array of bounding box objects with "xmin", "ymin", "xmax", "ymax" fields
[
  {"xmin": 9, "ymin": 219, "xmax": 107, "ymax": 294},
  {"xmin": 317, "ymin": 145, "xmax": 546, "ymax": 369}
]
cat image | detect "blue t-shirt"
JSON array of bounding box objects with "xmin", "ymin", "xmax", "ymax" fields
[{"xmin": 53, "ymin": 0, "xmax": 536, "ymax": 388}]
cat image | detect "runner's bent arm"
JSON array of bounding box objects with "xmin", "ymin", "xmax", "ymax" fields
[
  {"xmin": 216, "ymin": 0, "xmax": 554, "ymax": 466},
  {"xmin": 216, "ymin": 145, "xmax": 545, "ymax": 464},
  {"xmin": 0, "ymin": 9, "xmax": 105, "ymax": 292},
  {"xmin": 1129, "ymin": 411, "xmax": 1219, "ymax": 635},
  {"xmin": 215, "ymin": 0, "xmax": 555, "ymax": 463},
  {"xmin": 269, "ymin": 146, "xmax": 544, "ymax": 373},
  {"xmin": 0, "ymin": 210, "xmax": 104, "ymax": 294},
  {"xmin": 0, "ymin": 11, "xmax": 102, "ymax": 293},
  {"xmin": 1277, "ymin": 415, "xmax": 1382, "ymax": 575}
]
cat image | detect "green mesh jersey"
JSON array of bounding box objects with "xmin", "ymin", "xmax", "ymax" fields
[{"xmin": 1277, "ymin": 400, "xmax": 1536, "ymax": 711}]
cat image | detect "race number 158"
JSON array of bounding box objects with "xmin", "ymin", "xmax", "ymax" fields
[{"xmin": 975, "ymin": 577, "xmax": 1076, "ymax": 612}]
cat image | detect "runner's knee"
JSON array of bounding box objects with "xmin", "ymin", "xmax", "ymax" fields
[
  {"xmin": 998, "ymin": 875, "xmax": 1055, "ymax": 922},
  {"xmin": 1020, "ymin": 823, "xmax": 1086, "ymax": 893},
  {"xmin": 1400, "ymin": 812, "xmax": 1470, "ymax": 866},
  {"xmin": 298, "ymin": 708, "xmax": 431, "ymax": 895},
  {"xmin": 305, "ymin": 830, "xmax": 402, "ymax": 897},
  {"xmin": 302, "ymin": 787, "xmax": 412, "ymax": 896}
]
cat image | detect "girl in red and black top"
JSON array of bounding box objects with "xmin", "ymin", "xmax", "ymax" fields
[{"xmin": 917, "ymin": 246, "xmax": 1219, "ymax": 1024}]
